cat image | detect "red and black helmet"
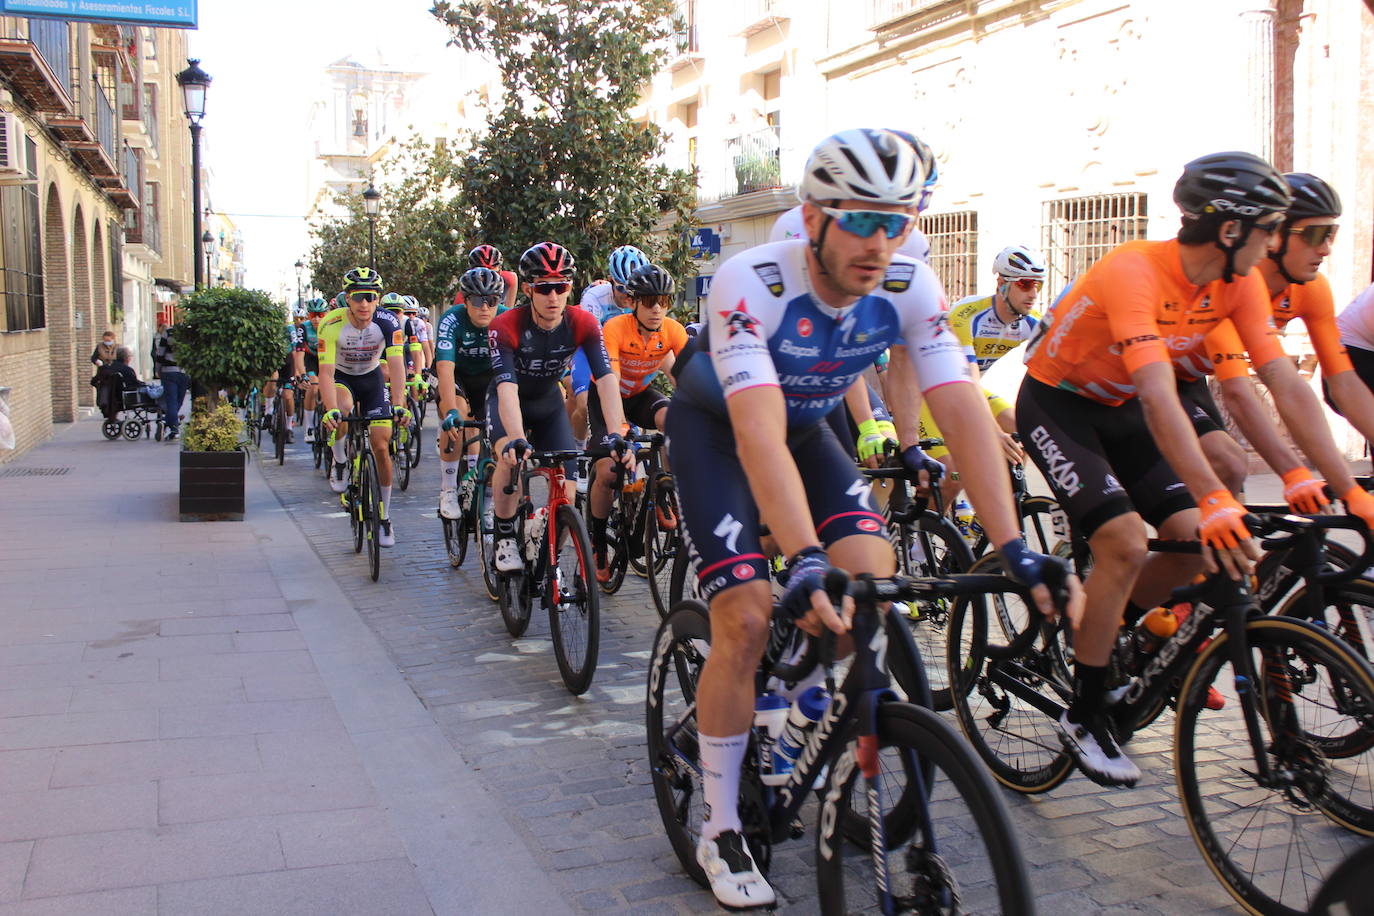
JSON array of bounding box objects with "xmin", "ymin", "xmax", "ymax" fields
[
  {"xmin": 468, "ymin": 244, "xmax": 503, "ymax": 270},
  {"xmin": 518, "ymin": 242, "xmax": 576, "ymax": 282}
]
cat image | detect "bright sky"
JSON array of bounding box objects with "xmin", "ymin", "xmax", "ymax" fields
[{"xmin": 187, "ymin": 1, "xmax": 465, "ymax": 296}]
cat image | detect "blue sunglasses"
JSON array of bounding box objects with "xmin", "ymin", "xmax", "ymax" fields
[{"xmin": 819, "ymin": 206, "xmax": 916, "ymax": 239}]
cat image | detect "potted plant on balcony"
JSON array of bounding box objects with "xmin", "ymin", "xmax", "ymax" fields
[
  {"xmin": 734, "ymin": 149, "xmax": 780, "ymax": 195},
  {"xmin": 174, "ymin": 286, "xmax": 290, "ymax": 521}
]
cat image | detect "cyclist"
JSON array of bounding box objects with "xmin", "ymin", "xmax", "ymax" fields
[
  {"xmin": 318, "ymin": 268, "xmax": 412, "ymax": 548},
  {"xmin": 670, "ymin": 128, "xmax": 1076, "ymax": 909},
  {"xmin": 1017, "ymin": 151, "xmax": 1374, "ymax": 788},
  {"xmin": 262, "ymin": 314, "xmax": 304, "ymax": 443},
  {"xmin": 1337, "ymin": 282, "xmax": 1374, "ymax": 425},
  {"xmin": 301, "ymin": 297, "xmax": 330, "ymax": 443},
  {"xmin": 457, "ymin": 245, "xmax": 519, "ymax": 311},
  {"xmin": 568, "ymin": 245, "xmax": 651, "ymax": 440},
  {"xmin": 488, "ymin": 242, "xmax": 634, "ymax": 572},
  {"xmin": 436, "ymin": 267, "xmax": 508, "ymax": 520},
  {"xmin": 586, "ymin": 263, "xmax": 688, "ymax": 580},
  {"xmin": 403, "ymin": 296, "xmax": 435, "ymax": 368},
  {"xmin": 768, "ymin": 128, "xmax": 938, "ymax": 264}
]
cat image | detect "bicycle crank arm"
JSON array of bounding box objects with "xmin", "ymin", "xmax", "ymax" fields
[{"xmin": 987, "ymin": 661, "xmax": 1068, "ymax": 720}]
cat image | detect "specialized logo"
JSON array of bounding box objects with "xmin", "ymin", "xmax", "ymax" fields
[
  {"xmin": 753, "ymin": 262, "xmax": 785, "ymax": 297},
  {"xmin": 882, "ymin": 261, "xmax": 916, "ymax": 293},
  {"xmin": 1029, "ymin": 425, "xmax": 1083, "ymax": 496},
  {"xmin": 797, "ymin": 317, "xmax": 813, "ymax": 338},
  {"xmin": 713, "ymin": 514, "xmax": 744, "ymax": 553},
  {"xmin": 719, "ymin": 299, "xmax": 762, "ymax": 339}
]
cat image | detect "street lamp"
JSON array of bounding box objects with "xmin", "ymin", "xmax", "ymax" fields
[
  {"xmin": 362, "ymin": 184, "xmax": 381, "ymax": 270},
  {"xmin": 201, "ymin": 231, "xmax": 215, "ymax": 287},
  {"xmin": 294, "ymin": 258, "xmax": 304, "ymax": 309},
  {"xmin": 176, "ymin": 59, "xmax": 212, "ymax": 289}
]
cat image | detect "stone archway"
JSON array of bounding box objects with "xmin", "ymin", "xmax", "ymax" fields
[
  {"xmin": 72, "ymin": 204, "xmax": 93, "ymax": 408},
  {"xmin": 43, "ymin": 185, "xmax": 73, "ymax": 423}
]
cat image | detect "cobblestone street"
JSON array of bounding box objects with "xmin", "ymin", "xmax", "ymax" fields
[{"xmin": 255, "ymin": 427, "xmax": 1319, "ymax": 916}]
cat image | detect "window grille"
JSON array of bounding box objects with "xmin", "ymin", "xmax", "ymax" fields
[
  {"xmin": 918, "ymin": 210, "xmax": 978, "ymax": 303},
  {"xmin": 1040, "ymin": 193, "xmax": 1148, "ymax": 301}
]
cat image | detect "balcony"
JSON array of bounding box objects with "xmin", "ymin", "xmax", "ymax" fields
[
  {"xmin": 0, "ymin": 18, "xmax": 73, "ymax": 113},
  {"xmin": 714, "ymin": 126, "xmax": 784, "ymax": 200},
  {"xmin": 66, "ymin": 82, "xmax": 118, "ymax": 179},
  {"xmin": 667, "ymin": 25, "xmax": 703, "ymax": 73},
  {"xmin": 99, "ymin": 143, "xmax": 140, "ymax": 210},
  {"xmin": 737, "ymin": 0, "xmax": 790, "ymax": 38},
  {"xmin": 125, "ymin": 181, "xmax": 161, "ymax": 255}
]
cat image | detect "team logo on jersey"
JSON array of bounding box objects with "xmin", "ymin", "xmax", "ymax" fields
[
  {"xmin": 797, "ymin": 317, "xmax": 813, "ymax": 338},
  {"xmin": 732, "ymin": 563, "xmax": 756, "ymax": 581},
  {"xmin": 857, "ymin": 518, "xmax": 882, "ymax": 533},
  {"xmin": 882, "ymin": 262, "xmax": 916, "ymax": 293},
  {"xmin": 753, "ymin": 262, "xmax": 785, "ymax": 297},
  {"xmin": 926, "ymin": 311, "xmax": 951, "ymax": 335},
  {"xmin": 1195, "ymin": 295, "xmax": 1213, "ymax": 311},
  {"xmin": 719, "ymin": 300, "xmax": 762, "ymax": 339}
]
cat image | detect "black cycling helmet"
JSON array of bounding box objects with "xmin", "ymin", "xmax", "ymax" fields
[
  {"xmin": 459, "ymin": 266, "xmax": 505, "ymax": 298},
  {"xmin": 518, "ymin": 242, "xmax": 576, "ymax": 281},
  {"xmin": 342, "ymin": 266, "xmax": 384, "ymax": 294},
  {"xmin": 1269, "ymin": 172, "xmax": 1341, "ymax": 285},
  {"xmin": 469, "ymin": 244, "xmax": 502, "ymax": 270},
  {"xmin": 626, "ymin": 263, "xmax": 675, "ymax": 299},
  {"xmin": 1173, "ymin": 151, "xmax": 1291, "ymax": 281}
]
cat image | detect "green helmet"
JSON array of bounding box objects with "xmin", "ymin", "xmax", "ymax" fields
[
  {"xmin": 307, "ymin": 297, "xmax": 330, "ymax": 314},
  {"xmin": 380, "ymin": 291, "xmax": 406, "ymax": 311}
]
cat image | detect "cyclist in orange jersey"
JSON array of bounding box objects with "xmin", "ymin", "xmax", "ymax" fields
[{"xmin": 1018, "ymin": 152, "xmax": 1374, "ymax": 788}]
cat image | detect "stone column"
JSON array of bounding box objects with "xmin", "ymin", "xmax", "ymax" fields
[{"xmin": 1242, "ymin": 2, "xmax": 1278, "ymax": 162}]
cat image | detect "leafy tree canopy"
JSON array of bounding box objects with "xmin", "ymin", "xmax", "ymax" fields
[{"xmin": 175, "ymin": 287, "xmax": 291, "ymax": 407}]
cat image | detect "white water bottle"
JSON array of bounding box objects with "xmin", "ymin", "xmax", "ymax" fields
[
  {"xmin": 768, "ymin": 686, "xmax": 830, "ymax": 784},
  {"xmin": 524, "ymin": 506, "xmax": 548, "ymax": 561},
  {"xmin": 753, "ymin": 694, "xmax": 789, "ymax": 780}
]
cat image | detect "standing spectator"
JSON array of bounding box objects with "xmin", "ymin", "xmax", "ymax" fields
[
  {"xmin": 91, "ymin": 330, "xmax": 120, "ymax": 419},
  {"xmin": 152, "ymin": 323, "xmax": 189, "ymax": 441},
  {"xmin": 150, "ymin": 320, "xmax": 168, "ymax": 379},
  {"xmin": 90, "ymin": 330, "xmax": 118, "ymax": 370}
]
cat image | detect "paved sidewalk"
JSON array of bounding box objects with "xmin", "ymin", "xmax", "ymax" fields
[{"xmin": 0, "ymin": 419, "xmax": 570, "ymax": 915}]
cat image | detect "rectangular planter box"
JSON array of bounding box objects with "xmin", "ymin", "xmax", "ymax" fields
[{"xmin": 179, "ymin": 449, "xmax": 246, "ymax": 521}]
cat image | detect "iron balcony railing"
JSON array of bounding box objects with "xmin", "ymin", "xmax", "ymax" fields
[
  {"xmin": 26, "ymin": 18, "xmax": 71, "ymax": 97},
  {"xmin": 725, "ymin": 125, "xmax": 782, "ymax": 197},
  {"xmin": 94, "ymin": 80, "xmax": 115, "ymax": 162}
]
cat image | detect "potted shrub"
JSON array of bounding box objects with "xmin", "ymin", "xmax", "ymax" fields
[{"xmin": 173, "ymin": 287, "xmax": 291, "ymax": 521}]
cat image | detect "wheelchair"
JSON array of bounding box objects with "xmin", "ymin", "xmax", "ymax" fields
[{"xmin": 101, "ymin": 383, "xmax": 167, "ymax": 441}]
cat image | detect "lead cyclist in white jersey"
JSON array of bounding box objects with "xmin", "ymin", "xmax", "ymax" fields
[{"xmin": 668, "ymin": 128, "xmax": 1080, "ymax": 910}]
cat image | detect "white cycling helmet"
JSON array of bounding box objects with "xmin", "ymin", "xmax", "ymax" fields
[
  {"xmin": 799, "ymin": 129, "xmax": 926, "ymax": 207},
  {"xmin": 418, "ymin": 306, "xmax": 430, "ymax": 319},
  {"xmin": 992, "ymin": 244, "xmax": 1047, "ymax": 280}
]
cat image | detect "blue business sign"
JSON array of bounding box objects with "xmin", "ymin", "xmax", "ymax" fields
[
  {"xmin": 694, "ymin": 275, "xmax": 713, "ymax": 299},
  {"xmin": 688, "ymin": 227, "xmax": 721, "ymax": 260},
  {"xmin": 1, "ymin": 0, "xmax": 198, "ymax": 28}
]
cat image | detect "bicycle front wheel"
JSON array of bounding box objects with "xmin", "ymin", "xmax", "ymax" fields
[
  {"xmin": 549, "ymin": 503, "xmax": 600, "ymax": 695},
  {"xmin": 274, "ymin": 409, "xmax": 286, "ymax": 465},
  {"xmin": 646, "ymin": 518, "xmax": 681, "ymax": 621},
  {"xmin": 475, "ymin": 470, "xmax": 500, "ymax": 601},
  {"xmin": 395, "ymin": 433, "xmax": 412, "ymax": 492},
  {"xmin": 816, "ymin": 701, "xmax": 1035, "ymax": 915},
  {"xmin": 895, "ymin": 510, "xmax": 974, "ymax": 712},
  {"xmin": 1176, "ymin": 616, "xmax": 1374, "ymax": 916},
  {"xmin": 362, "ymin": 450, "xmax": 382, "ymax": 582}
]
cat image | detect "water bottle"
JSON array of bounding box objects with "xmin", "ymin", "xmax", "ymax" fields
[
  {"xmin": 769, "ymin": 686, "xmax": 830, "ymax": 783},
  {"xmin": 953, "ymin": 498, "xmax": 982, "ymax": 544},
  {"xmin": 753, "ymin": 694, "xmax": 790, "ymax": 781},
  {"xmin": 1131, "ymin": 606, "xmax": 1178, "ymax": 670}
]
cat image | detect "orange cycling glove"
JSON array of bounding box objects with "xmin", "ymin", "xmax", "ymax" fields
[
  {"xmin": 1341, "ymin": 484, "xmax": 1374, "ymax": 534},
  {"xmin": 1198, "ymin": 490, "xmax": 1249, "ymax": 551},
  {"xmin": 1281, "ymin": 467, "xmax": 1329, "ymax": 515}
]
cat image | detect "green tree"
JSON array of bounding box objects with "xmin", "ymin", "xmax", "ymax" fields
[
  {"xmin": 175, "ymin": 287, "xmax": 291, "ymax": 410},
  {"xmin": 431, "ymin": 0, "xmax": 698, "ymax": 309}
]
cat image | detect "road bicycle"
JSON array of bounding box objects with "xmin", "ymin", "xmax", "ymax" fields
[
  {"xmin": 948, "ymin": 513, "xmax": 1374, "ymax": 916},
  {"xmin": 648, "ymin": 570, "xmax": 1037, "ymax": 914},
  {"xmin": 327, "ymin": 412, "xmax": 386, "ymax": 582},
  {"xmin": 268, "ymin": 376, "xmax": 301, "ymax": 466},
  {"xmin": 439, "ymin": 420, "xmax": 497, "ymax": 590},
  {"xmin": 585, "ymin": 432, "xmax": 679, "ymax": 607},
  {"xmin": 498, "ymin": 447, "xmax": 601, "ymax": 695}
]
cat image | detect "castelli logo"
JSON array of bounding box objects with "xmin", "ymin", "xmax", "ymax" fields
[
  {"xmin": 857, "ymin": 518, "xmax": 881, "ymax": 533},
  {"xmin": 798, "ymin": 318, "xmax": 813, "ymax": 338},
  {"xmin": 732, "ymin": 563, "xmax": 756, "ymax": 580}
]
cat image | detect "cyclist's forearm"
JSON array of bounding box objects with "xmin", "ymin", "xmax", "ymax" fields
[
  {"xmin": 436, "ymin": 362, "xmax": 458, "ymax": 417},
  {"xmin": 387, "ymin": 356, "xmax": 407, "ymax": 408},
  {"xmin": 594, "ymin": 373, "xmax": 627, "ymax": 434},
  {"xmin": 844, "ymin": 377, "xmax": 874, "ymax": 426},
  {"xmin": 1217, "ymin": 376, "xmax": 1302, "ymax": 476},
  {"xmin": 1257, "ymin": 358, "xmax": 1356, "ymax": 492},
  {"xmin": 318, "ymin": 366, "xmax": 338, "ymax": 412},
  {"xmin": 926, "ymin": 382, "xmax": 1018, "ymax": 546},
  {"xmin": 884, "ymin": 346, "xmax": 922, "ymax": 446},
  {"xmin": 497, "ymin": 382, "xmax": 523, "ymax": 441}
]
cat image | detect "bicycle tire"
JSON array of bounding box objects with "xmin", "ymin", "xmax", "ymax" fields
[
  {"xmin": 395, "ymin": 431, "xmax": 412, "ymax": 492},
  {"xmin": 476, "ymin": 469, "xmax": 500, "ymax": 602},
  {"xmin": 1309, "ymin": 841, "xmax": 1374, "ymax": 916},
  {"xmin": 1176, "ymin": 616, "xmax": 1374, "ymax": 916},
  {"xmin": 549, "ymin": 503, "xmax": 600, "ymax": 695},
  {"xmin": 363, "ymin": 450, "xmax": 382, "ymax": 582},
  {"xmin": 1276, "ymin": 578, "xmax": 1374, "ymax": 666},
  {"xmin": 498, "ymin": 570, "xmax": 533, "ymax": 638},
  {"xmin": 646, "ymin": 519, "xmax": 681, "ymax": 621},
  {"xmin": 311, "ymin": 423, "xmax": 324, "ymax": 470},
  {"xmin": 442, "ymin": 512, "xmax": 468, "ymax": 569},
  {"xmin": 274, "ymin": 409, "xmax": 286, "ymax": 465},
  {"xmin": 646, "ymin": 601, "xmax": 712, "ymax": 888},
  {"xmin": 816, "ymin": 701, "xmax": 1036, "ymax": 916},
  {"xmin": 895, "ymin": 510, "xmax": 975, "ymax": 712},
  {"xmin": 600, "ymin": 498, "xmax": 630, "ymax": 595},
  {"xmin": 948, "ymin": 554, "xmax": 1075, "ymax": 794}
]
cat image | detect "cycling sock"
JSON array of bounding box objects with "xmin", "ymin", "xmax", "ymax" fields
[
  {"xmin": 332, "ymin": 439, "xmax": 347, "ymax": 463},
  {"xmin": 495, "ymin": 514, "xmax": 517, "ymax": 537},
  {"xmin": 264, "ymin": 402, "xmax": 274, "ymax": 415},
  {"xmin": 464, "ymin": 454, "xmax": 477, "ymax": 472},
  {"xmin": 440, "ymin": 459, "xmax": 460, "ymax": 491},
  {"xmin": 1122, "ymin": 600, "xmax": 1151, "ymax": 629},
  {"xmin": 305, "ymin": 409, "xmax": 316, "ymax": 429},
  {"xmin": 1068, "ymin": 662, "xmax": 1108, "ymax": 723},
  {"xmin": 590, "ymin": 515, "xmax": 608, "ymax": 547},
  {"xmin": 380, "ymin": 486, "xmax": 392, "ymax": 520},
  {"xmin": 700, "ymin": 732, "xmax": 748, "ymax": 841}
]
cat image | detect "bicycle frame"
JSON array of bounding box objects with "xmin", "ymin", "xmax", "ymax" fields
[{"xmin": 512, "ymin": 451, "xmax": 580, "ymax": 599}]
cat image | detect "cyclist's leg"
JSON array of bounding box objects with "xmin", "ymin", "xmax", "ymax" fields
[
  {"xmin": 586, "ymin": 385, "xmax": 617, "ymax": 563},
  {"xmin": 525, "ymin": 386, "xmax": 579, "ymax": 503}
]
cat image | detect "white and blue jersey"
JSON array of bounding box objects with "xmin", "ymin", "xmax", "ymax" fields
[
  {"xmin": 673, "ymin": 239, "xmax": 969, "ymax": 429},
  {"xmin": 570, "ymin": 284, "xmax": 633, "ymax": 394}
]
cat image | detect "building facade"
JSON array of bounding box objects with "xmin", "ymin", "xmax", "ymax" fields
[{"xmin": 643, "ymin": 0, "xmax": 1373, "ymax": 320}]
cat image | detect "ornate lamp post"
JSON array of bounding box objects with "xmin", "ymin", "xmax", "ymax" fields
[
  {"xmin": 201, "ymin": 231, "xmax": 215, "ymax": 288},
  {"xmin": 294, "ymin": 258, "xmax": 304, "ymax": 309},
  {"xmin": 362, "ymin": 184, "xmax": 381, "ymax": 269},
  {"xmin": 175, "ymin": 59, "xmax": 212, "ymax": 289}
]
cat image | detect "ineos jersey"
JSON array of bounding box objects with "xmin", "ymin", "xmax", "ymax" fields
[
  {"xmin": 674, "ymin": 239, "xmax": 969, "ymax": 428},
  {"xmin": 768, "ymin": 204, "xmax": 931, "ymax": 264},
  {"xmin": 489, "ymin": 305, "xmax": 612, "ymax": 395}
]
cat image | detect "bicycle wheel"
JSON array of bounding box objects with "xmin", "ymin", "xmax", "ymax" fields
[
  {"xmin": 362, "ymin": 450, "xmax": 382, "ymax": 582},
  {"xmin": 646, "ymin": 601, "xmax": 712, "ymax": 888},
  {"xmin": 600, "ymin": 499, "xmax": 630, "ymax": 595},
  {"xmin": 1276, "ymin": 579, "xmax": 1374, "ymax": 672},
  {"xmin": 395, "ymin": 432, "xmax": 412, "ymax": 492},
  {"xmin": 549, "ymin": 503, "xmax": 600, "ymax": 695},
  {"xmin": 895, "ymin": 510, "xmax": 974, "ymax": 712},
  {"xmin": 1309, "ymin": 841, "xmax": 1374, "ymax": 916},
  {"xmin": 1176, "ymin": 616, "xmax": 1374, "ymax": 916},
  {"xmin": 311, "ymin": 422, "xmax": 325, "ymax": 470},
  {"xmin": 476, "ymin": 469, "xmax": 500, "ymax": 601},
  {"xmin": 442, "ymin": 511, "xmax": 468, "ymax": 569},
  {"xmin": 646, "ymin": 518, "xmax": 681, "ymax": 621},
  {"xmin": 408, "ymin": 398, "xmax": 423, "ymax": 467},
  {"xmin": 274, "ymin": 409, "xmax": 286, "ymax": 465},
  {"xmin": 948, "ymin": 554, "xmax": 1075, "ymax": 794},
  {"xmin": 668, "ymin": 540, "xmax": 700, "ymax": 609},
  {"xmin": 816, "ymin": 701, "xmax": 1035, "ymax": 916},
  {"xmin": 499, "ymin": 570, "xmax": 533, "ymax": 638}
]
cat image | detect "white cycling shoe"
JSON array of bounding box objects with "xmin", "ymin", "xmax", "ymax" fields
[
  {"xmin": 495, "ymin": 537, "xmax": 522, "ymax": 572},
  {"xmin": 329, "ymin": 462, "xmax": 348, "ymax": 493},
  {"xmin": 696, "ymin": 830, "xmax": 775, "ymax": 911},
  {"xmin": 378, "ymin": 519, "xmax": 395, "ymax": 548},
  {"xmin": 439, "ymin": 489, "xmax": 463, "ymax": 520},
  {"xmin": 1057, "ymin": 710, "xmax": 1141, "ymax": 787}
]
